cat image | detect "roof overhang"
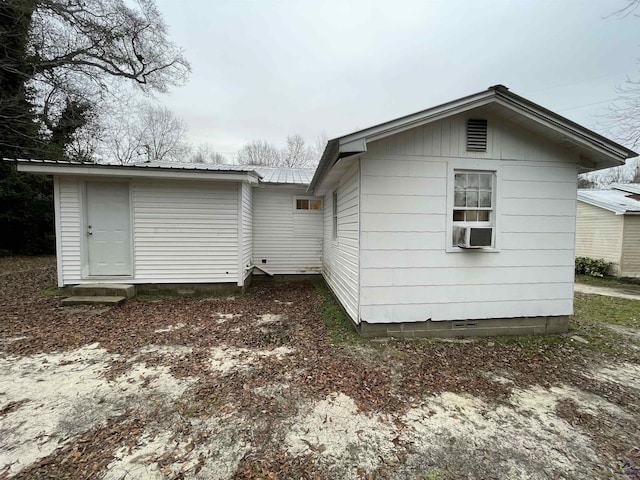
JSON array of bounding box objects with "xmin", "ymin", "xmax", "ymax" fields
[
  {"xmin": 309, "ymin": 85, "xmax": 638, "ymax": 191},
  {"xmin": 577, "ymin": 191, "xmax": 640, "ymax": 215},
  {"xmin": 8, "ymin": 159, "xmax": 261, "ymax": 183}
]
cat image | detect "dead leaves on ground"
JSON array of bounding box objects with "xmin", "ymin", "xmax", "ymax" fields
[{"xmin": 1, "ymin": 257, "xmax": 639, "ymax": 480}]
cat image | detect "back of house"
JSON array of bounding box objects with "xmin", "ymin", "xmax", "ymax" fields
[
  {"xmin": 311, "ymin": 85, "xmax": 636, "ymax": 336},
  {"xmin": 11, "ymin": 85, "xmax": 637, "ymax": 337}
]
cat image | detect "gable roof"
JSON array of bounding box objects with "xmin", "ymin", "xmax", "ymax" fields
[
  {"xmin": 578, "ymin": 184, "xmax": 640, "ymax": 215},
  {"xmin": 309, "ymin": 85, "xmax": 638, "ymax": 191}
]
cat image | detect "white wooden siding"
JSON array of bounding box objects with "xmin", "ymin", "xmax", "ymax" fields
[
  {"xmin": 132, "ymin": 179, "xmax": 238, "ymax": 283},
  {"xmin": 575, "ymin": 202, "xmax": 623, "ymax": 274},
  {"xmin": 359, "ymin": 114, "xmax": 578, "ymax": 324},
  {"xmin": 57, "ymin": 176, "xmax": 82, "ymax": 284},
  {"xmin": 621, "ymin": 215, "xmax": 640, "ymax": 277},
  {"xmin": 322, "ymin": 161, "xmax": 360, "ymax": 322},
  {"xmin": 252, "ymin": 188, "xmax": 322, "ymax": 274},
  {"xmin": 366, "ymin": 110, "xmax": 578, "ymax": 164},
  {"xmin": 241, "ymin": 182, "xmax": 253, "ymax": 281}
]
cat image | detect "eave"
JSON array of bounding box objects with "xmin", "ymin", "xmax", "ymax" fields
[
  {"xmin": 8, "ymin": 159, "xmax": 261, "ymax": 184},
  {"xmin": 309, "ymin": 85, "xmax": 638, "ymax": 191}
]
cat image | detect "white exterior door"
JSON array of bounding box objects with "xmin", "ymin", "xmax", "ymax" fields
[{"xmin": 86, "ymin": 181, "xmax": 132, "ymax": 276}]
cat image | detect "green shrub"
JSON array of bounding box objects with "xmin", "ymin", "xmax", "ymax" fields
[{"xmin": 575, "ymin": 257, "xmax": 612, "ymax": 278}]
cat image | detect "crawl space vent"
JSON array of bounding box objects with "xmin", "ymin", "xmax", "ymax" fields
[{"xmin": 466, "ymin": 119, "xmax": 488, "ymax": 152}]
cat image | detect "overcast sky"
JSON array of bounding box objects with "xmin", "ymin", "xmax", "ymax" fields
[{"xmin": 153, "ymin": 0, "xmax": 639, "ymax": 158}]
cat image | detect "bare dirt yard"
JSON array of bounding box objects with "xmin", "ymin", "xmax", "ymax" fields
[{"xmin": 1, "ymin": 257, "xmax": 639, "ymax": 479}]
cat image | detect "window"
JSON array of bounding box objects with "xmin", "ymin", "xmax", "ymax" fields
[
  {"xmin": 295, "ymin": 198, "xmax": 322, "ymax": 210},
  {"xmin": 466, "ymin": 119, "xmax": 488, "ymax": 152},
  {"xmin": 452, "ymin": 171, "xmax": 495, "ymax": 247},
  {"xmin": 332, "ymin": 191, "xmax": 338, "ymax": 240},
  {"xmin": 453, "ymin": 172, "xmax": 493, "ymax": 222}
]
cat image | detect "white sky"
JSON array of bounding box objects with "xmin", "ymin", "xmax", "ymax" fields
[{"xmin": 153, "ymin": 0, "xmax": 639, "ymax": 158}]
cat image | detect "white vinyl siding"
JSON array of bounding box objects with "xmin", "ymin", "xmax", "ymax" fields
[
  {"xmin": 621, "ymin": 216, "xmax": 640, "ymax": 277},
  {"xmin": 55, "ymin": 178, "xmax": 242, "ymax": 286},
  {"xmin": 132, "ymin": 179, "xmax": 238, "ymax": 283},
  {"xmin": 575, "ymin": 202, "xmax": 623, "ymax": 274},
  {"xmin": 366, "ymin": 111, "xmax": 577, "ymax": 163},
  {"xmin": 57, "ymin": 176, "xmax": 83, "ymax": 284},
  {"xmin": 322, "ymin": 161, "xmax": 360, "ymax": 322},
  {"xmin": 252, "ymin": 188, "xmax": 322, "ymax": 274},
  {"xmin": 241, "ymin": 182, "xmax": 253, "ymax": 281},
  {"xmin": 359, "ymin": 113, "xmax": 578, "ymax": 324}
]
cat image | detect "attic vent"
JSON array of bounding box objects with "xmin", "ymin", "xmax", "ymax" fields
[{"xmin": 467, "ymin": 119, "xmax": 488, "ymax": 152}]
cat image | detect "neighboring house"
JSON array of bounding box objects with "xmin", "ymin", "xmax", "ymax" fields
[
  {"xmin": 576, "ymin": 183, "xmax": 640, "ymax": 278},
  {"xmin": 11, "ymin": 85, "xmax": 637, "ymax": 337}
]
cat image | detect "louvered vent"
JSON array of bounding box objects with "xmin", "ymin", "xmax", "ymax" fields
[{"xmin": 467, "ymin": 119, "xmax": 488, "ymax": 152}]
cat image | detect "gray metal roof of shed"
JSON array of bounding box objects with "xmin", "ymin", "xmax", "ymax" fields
[
  {"xmin": 577, "ymin": 185, "xmax": 640, "ymax": 215},
  {"xmin": 5, "ymin": 159, "xmax": 316, "ymax": 186}
]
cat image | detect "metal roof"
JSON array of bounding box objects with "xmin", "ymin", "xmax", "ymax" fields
[
  {"xmin": 253, "ymin": 166, "xmax": 315, "ymax": 185},
  {"xmin": 132, "ymin": 160, "xmax": 261, "ymax": 174},
  {"xmin": 5, "ymin": 159, "xmax": 317, "ymax": 186},
  {"xmin": 610, "ymin": 183, "xmax": 640, "ymax": 195},
  {"xmin": 578, "ymin": 187, "xmax": 640, "ymax": 215}
]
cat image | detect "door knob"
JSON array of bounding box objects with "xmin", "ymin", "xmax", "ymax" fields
[{"xmin": 87, "ymin": 225, "xmax": 93, "ymax": 236}]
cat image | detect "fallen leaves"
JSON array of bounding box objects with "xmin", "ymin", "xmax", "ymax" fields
[{"xmin": 1, "ymin": 257, "xmax": 640, "ymax": 479}]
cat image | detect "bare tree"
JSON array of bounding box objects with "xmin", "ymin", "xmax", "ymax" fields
[
  {"xmin": 607, "ymin": 0, "xmax": 640, "ymax": 149},
  {"xmin": 139, "ymin": 105, "xmax": 190, "ymax": 162},
  {"xmin": 236, "ymin": 134, "xmax": 325, "ymax": 167},
  {"xmin": 0, "ymin": 0, "xmax": 190, "ymax": 158},
  {"xmin": 577, "ymin": 174, "xmax": 597, "ymax": 189},
  {"xmin": 311, "ymin": 132, "xmax": 328, "ymax": 164},
  {"xmin": 91, "ymin": 103, "xmax": 189, "ymax": 164},
  {"xmin": 191, "ymin": 143, "xmax": 228, "ymax": 164},
  {"xmin": 595, "ymin": 164, "xmax": 633, "ymax": 186},
  {"xmin": 281, "ymin": 134, "xmax": 313, "ymax": 167},
  {"xmin": 236, "ymin": 140, "xmax": 282, "ymax": 166}
]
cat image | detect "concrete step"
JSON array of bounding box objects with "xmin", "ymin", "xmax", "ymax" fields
[
  {"xmin": 71, "ymin": 283, "xmax": 136, "ymax": 299},
  {"xmin": 61, "ymin": 296, "xmax": 127, "ymax": 306}
]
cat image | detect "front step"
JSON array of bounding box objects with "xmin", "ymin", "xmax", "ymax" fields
[
  {"xmin": 71, "ymin": 283, "xmax": 136, "ymax": 299},
  {"xmin": 61, "ymin": 296, "xmax": 127, "ymax": 306}
]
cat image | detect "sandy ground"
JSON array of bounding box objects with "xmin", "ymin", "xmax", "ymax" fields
[
  {"xmin": 1, "ymin": 332, "xmax": 639, "ymax": 479},
  {"xmin": 1, "ymin": 259, "xmax": 639, "ymax": 479}
]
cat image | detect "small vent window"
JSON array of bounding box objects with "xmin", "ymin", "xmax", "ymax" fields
[{"xmin": 467, "ymin": 119, "xmax": 488, "ymax": 152}]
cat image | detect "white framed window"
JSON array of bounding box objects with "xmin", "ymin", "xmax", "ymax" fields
[
  {"xmin": 451, "ymin": 170, "xmax": 496, "ymax": 249},
  {"xmin": 332, "ymin": 190, "xmax": 338, "ymax": 240},
  {"xmin": 295, "ymin": 197, "xmax": 322, "ymax": 211}
]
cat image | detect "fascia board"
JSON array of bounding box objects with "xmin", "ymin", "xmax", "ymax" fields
[
  {"xmin": 17, "ymin": 163, "xmax": 258, "ymax": 183},
  {"xmin": 337, "ymin": 92, "xmax": 495, "ymax": 148},
  {"xmin": 492, "ymin": 97, "xmax": 628, "ymax": 164}
]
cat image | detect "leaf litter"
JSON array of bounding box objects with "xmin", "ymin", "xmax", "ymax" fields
[{"xmin": 0, "ymin": 256, "xmax": 639, "ymax": 479}]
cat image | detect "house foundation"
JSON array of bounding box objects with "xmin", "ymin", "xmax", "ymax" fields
[{"xmin": 357, "ymin": 316, "xmax": 570, "ymax": 338}]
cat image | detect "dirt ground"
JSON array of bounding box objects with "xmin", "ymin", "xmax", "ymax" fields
[{"xmin": 0, "ymin": 257, "xmax": 639, "ymax": 480}]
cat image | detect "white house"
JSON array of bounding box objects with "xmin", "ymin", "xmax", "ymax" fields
[
  {"xmin": 12, "ymin": 85, "xmax": 637, "ymax": 337},
  {"xmin": 576, "ymin": 183, "xmax": 640, "ymax": 278}
]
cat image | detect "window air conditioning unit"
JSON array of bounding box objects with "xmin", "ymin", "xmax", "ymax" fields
[{"xmin": 454, "ymin": 226, "xmax": 493, "ymax": 249}]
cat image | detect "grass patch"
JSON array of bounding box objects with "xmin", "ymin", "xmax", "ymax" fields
[
  {"xmin": 314, "ymin": 282, "xmax": 365, "ymax": 346},
  {"xmin": 574, "ymin": 293, "xmax": 640, "ymax": 328},
  {"xmin": 575, "ymin": 274, "xmax": 640, "ymax": 291},
  {"xmin": 40, "ymin": 287, "xmax": 64, "ymax": 297},
  {"xmin": 568, "ymin": 320, "xmax": 628, "ymax": 358},
  {"xmin": 570, "ymin": 293, "xmax": 640, "ymax": 360}
]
